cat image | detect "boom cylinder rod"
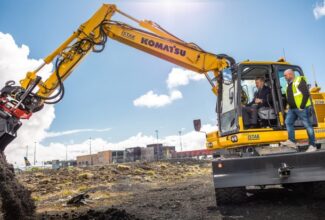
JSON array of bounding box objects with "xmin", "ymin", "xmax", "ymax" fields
[
  {"xmin": 116, "ymin": 9, "xmax": 140, "ymax": 23},
  {"xmin": 44, "ymin": 32, "xmax": 79, "ymax": 64},
  {"xmin": 204, "ymin": 72, "xmax": 215, "ymax": 88}
]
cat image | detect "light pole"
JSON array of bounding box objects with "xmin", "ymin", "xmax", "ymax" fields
[
  {"xmin": 26, "ymin": 145, "xmax": 29, "ymax": 159},
  {"xmin": 65, "ymin": 144, "xmax": 68, "ymax": 161},
  {"xmin": 178, "ymin": 130, "xmax": 183, "ymax": 152},
  {"xmin": 155, "ymin": 130, "xmax": 159, "ymax": 143},
  {"xmin": 89, "ymin": 137, "xmax": 92, "ymax": 166},
  {"xmin": 34, "ymin": 142, "xmax": 37, "ymax": 165},
  {"xmin": 154, "ymin": 130, "xmax": 159, "ymax": 160}
]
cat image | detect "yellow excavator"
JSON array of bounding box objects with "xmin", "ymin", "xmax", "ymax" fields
[{"xmin": 1, "ymin": 4, "xmax": 325, "ymax": 205}]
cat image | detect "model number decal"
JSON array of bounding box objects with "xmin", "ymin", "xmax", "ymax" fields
[
  {"xmin": 315, "ymin": 129, "xmax": 325, "ymax": 133},
  {"xmin": 121, "ymin": 31, "xmax": 135, "ymax": 41},
  {"xmin": 248, "ymin": 134, "xmax": 260, "ymax": 140},
  {"xmin": 314, "ymin": 99, "xmax": 325, "ymax": 105},
  {"xmin": 207, "ymin": 142, "xmax": 213, "ymax": 148}
]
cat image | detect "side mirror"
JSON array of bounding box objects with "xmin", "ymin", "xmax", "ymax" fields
[{"xmin": 193, "ymin": 119, "xmax": 201, "ymax": 132}]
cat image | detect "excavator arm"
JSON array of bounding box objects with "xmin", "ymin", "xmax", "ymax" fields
[{"xmin": 0, "ymin": 4, "xmax": 234, "ymax": 151}]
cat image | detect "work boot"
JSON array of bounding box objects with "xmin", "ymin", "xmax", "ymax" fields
[
  {"xmin": 280, "ymin": 140, "xmax": 297, "ymax": 149},
  {"xmin": 306, "ymin": 145, "xmax": 317, "ymax": 152}
]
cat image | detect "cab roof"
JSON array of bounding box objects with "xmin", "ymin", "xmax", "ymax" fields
[{"xmin": 239, "ymin": 58, "xmax": 291, "ymax": 66}]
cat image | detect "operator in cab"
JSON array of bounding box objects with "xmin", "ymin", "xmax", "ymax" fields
[
  {"xmin": 280, "ymin": 69, "xmax": 317, "ymax": 152},
  {"xmin": 242, "ymin": 77, "xmax": 271, "ymax": 128}
]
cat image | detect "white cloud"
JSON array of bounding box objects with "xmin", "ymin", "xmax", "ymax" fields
[
  {"xmin": 45, "ymin": 128, "xmax": 111, "ymax": 138},
  {"xmin": 133, "ymin": 68, "xmax": 204, "ymax": 108},
  {"xmin": 166, "ymin": 67, "xmax": 204, "ymax": 89},
  {"xmin": 133, "ymin": 90, "xmax": 182, "ymax": 108},
  {"xmin": 313, "ymin": 0, "xmax": 325, "ymax": 19},
  {"xmin": 0, "ymin": 32, "xmax": 56, "ymax": 164}
]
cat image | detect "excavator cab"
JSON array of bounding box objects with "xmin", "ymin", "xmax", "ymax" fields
[{"xmin": 207, "ymin": 60, "xmax": 318, "ymax": 149}]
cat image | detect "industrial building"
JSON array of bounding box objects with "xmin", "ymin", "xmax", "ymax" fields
[
  {"xmin": 162, "ymin": 146, "xmax": 176, "ymax": 159},
  {"xmin": 77, "ymin": 150, "xmax": 112, "ymax": 167},
  {"xmin": 75, "ymin": 144, "xmax": 176, "ymax": 166},
  {"xmin": 112, "ymin": 150, "xmax": 124, "ymax": 163},
  {"xmin": 124, "ymin": 147, "xmax": 142, "ymax": 162},
  {"xmin": 51, "ymin": 160, "xmax": 77, "ymax": 169},
  {"xmin": 172, "ymin": 149, "xmax": 213, "ymax": 159},
  {"xmin": 147, "ymin": 143, "xmax": 164, "ymax": 160},
  {"xmin": 141, "ymin": 147, "xmax": 155, "ymax": 162},
  {"xmin": 96, "ymin": 151, "xmax": 113, "ymax": 165}
]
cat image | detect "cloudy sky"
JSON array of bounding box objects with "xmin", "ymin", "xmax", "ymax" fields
[{"xmin": 0, "ymin": 0, "xmax": 324, "ymax": 166}]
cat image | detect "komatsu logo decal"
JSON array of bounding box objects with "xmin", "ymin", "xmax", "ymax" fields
[{"xmin": 140, "ymin": 37, "xmax": 186, "ymax": 56}]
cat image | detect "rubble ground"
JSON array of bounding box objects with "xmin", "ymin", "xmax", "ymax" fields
[{"xmin": 15, "ymin": 160, "xmax": 325, "ymax": 220}]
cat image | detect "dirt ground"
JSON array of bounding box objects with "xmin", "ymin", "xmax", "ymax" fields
[{"xmin": 10, "ymin": 160, "xmax": 325, "ymax": 220}]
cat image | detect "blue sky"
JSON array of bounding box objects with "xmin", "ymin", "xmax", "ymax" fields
[{"xmin": 0, "ymin": 0, "xmax": 325, "ymax": 156}]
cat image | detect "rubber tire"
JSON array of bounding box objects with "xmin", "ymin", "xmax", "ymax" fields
[
  {"xmin": 215, "ymin": 187, "xmax": 246, "ymax": 205},
  {"xmin": 282, "ymin": 182, "xmax": 311, "ymax": 193},
  {"xmin": 312, "ymin": 181, "xmax": 325, "ymax": 199}
]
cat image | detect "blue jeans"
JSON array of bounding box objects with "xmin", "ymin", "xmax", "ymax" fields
[{"xmin": 285, "ymin": 106, "xmax": 315, "ymax": 146}]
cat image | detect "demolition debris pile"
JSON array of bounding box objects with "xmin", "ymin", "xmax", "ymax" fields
[{"xmin": 0, "ymin": 153, "xmax": 35, "ymax": 220}]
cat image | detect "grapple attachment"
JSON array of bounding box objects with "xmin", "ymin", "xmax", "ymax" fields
[{"xmin": 0, "ymin": 77, "xmax": 43, "ymax": 151}]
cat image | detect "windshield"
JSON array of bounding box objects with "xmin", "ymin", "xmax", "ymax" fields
[
  {"xmin": 219, "ymin": 68, "xmax": 237, "ymax": 134},
  {"xmin": 241, "ymin": 79, "xmax": 256, "ymax": 105}
]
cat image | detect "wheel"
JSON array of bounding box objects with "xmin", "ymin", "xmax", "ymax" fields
[
  {"xmin": 215, "ymin": 187, "xmax": 246, "ymax": 205},
  {"xmin": 282, "ymin": 183, "xmax": 308, "ymax": 192},
  {"xmin": 312, "ymin": 181, "xmax": 325, "ymax": 199},
  {"xmin": 283, "ymin": 182, "xmax": 314, "ymax": 195}
]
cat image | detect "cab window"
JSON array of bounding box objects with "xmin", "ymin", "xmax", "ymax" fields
[{"xmin": 278, "ymin": 69, "xmax": 301, "ymax": 95}]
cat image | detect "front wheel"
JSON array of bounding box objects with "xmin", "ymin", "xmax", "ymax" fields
[
  {"xmin": 215, "ymin": 187, "xmax": 247, "ymax": 205},
  {"xmin": 311, "ymin": 181, "xmax": 325, "ymax": 199}
]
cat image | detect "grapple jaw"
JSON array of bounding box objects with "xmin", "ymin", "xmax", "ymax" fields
[
  {"xmin": 0, "ymin": 78, "xmax": 43, "ymax": 152},
  {"xmin": 0, "ymin": 114, "xmax": 21, "ymax": 152}
]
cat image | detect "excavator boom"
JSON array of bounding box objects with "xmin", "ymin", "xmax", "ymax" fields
[{"xmin": 0, "ymin": 4, "xmax": 234, "ymax": 151}]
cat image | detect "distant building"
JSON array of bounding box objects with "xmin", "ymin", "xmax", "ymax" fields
[
  {"xmin": 97, "ymin": 151, "xmax": 112, "ymax": 165},
  {"xmin": 77, "ymin": 154, "xmax": 97, "ymax": 167},
  {"xmin": 141, "ymin": 147, "xmax": 154, "ymax": 162},
  {"xmin": 147, "ymin": 143, "xmax": 163, "ymax": 160},
  {"xmin": 52, "ymin": 160, "xmax": 77, "ymax": 169},
  {"xmin": 124, "ymin": 147, "xmax": 142, "ymax": 162},
  {"xmin": 162, "ymin": 146, "xmax": 176, "ymax": 159},
  {"xmin": 112, "ymin": 150, "xmax": 124, "ymax": 163},
  {"xmin": 173, "ymin": 149, "xmax": 213, "ymax": 159},
  {"xmin": 77, "ymin": 150, "xmax": 114, "ymax": 167}
]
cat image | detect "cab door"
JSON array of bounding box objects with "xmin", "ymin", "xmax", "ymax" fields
[
  {"xmin": 217, "ymin": 68, "xmax": 239, "ymax": 136},
  {"xmin": 273, "ymin": 65, "xmax": 317, "ymax": 128}
]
